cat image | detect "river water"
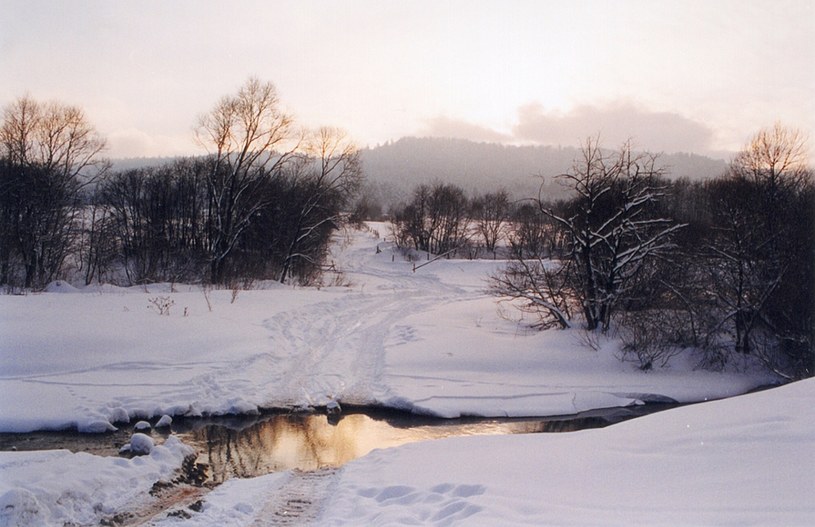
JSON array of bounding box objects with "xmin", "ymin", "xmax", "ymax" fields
[{"xmin": 0, "ymin": 404, "xmax": 674, "ymax": 485}]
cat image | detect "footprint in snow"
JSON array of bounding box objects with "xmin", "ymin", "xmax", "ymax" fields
[{"xmin": 356, "ymin": 483, "xmax": 486, "ymax": 524}]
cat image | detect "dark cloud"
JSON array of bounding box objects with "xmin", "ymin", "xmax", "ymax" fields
[
  {"xmin": 512, "ymin": 102, "xmax": 715, "ymax": 154},
  {"xmin": 419, "ymin": 116, "xmax": 512, "ymax": 143}
]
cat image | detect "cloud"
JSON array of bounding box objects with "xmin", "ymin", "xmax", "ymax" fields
[
  {"xmin": 419, "ymin": 116, "xmax": 512, "ymax": 144},
  {"xmin": 512, "ymin": 102, "xmax": 716, "ymax": 154},
  {"xmin": 418, "ymin": 102, "xmax": 717, "ymax": 155}
]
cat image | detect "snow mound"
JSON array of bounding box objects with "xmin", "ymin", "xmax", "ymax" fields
[
  {"xmin": 43, "ymin": 281, "xmax": 79, "ymax": 293},
  {"xmin": 1, "ymin": 437, "xmax": 194, "ymax": 526},
  {"xmin": 76, "ymin": 418, "xmax": 116, "ymax": 433},
  {"xmin": 318, "ymin": 378, "xmax": 815, "ymax": 526},
  {"xmin": 0, "ymin": 488, "xmax": 47, "ymax": 527},
  {"xmin": 109, "ymin": 407, "xmax": 130, "ymax": 424},
  {"xmin": 134, "ymin": 420, "xmax": 151, "ymax": 431},
  {"xmin": 155, "ymin": 415, "xmax": 172, "ymax": 428},
  {"xmin": 120, "ymin": 433, "xmax": 154, "ymax": 455}
]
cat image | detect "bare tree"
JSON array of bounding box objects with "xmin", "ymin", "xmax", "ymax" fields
[
  {"xmin": 0, "ymin": 96, "xmax": 107, "ymax": 289},
  {"xmin": 195, "ymin": 77, "xmax": 300, "ymax": 284},
  {"xmin": 100, "ymin": 159, "xmax": 210, "ymax": 285},
  {"xmin": 702, "ymin": 125, "xmax": 813, "ymax": 377},
  {"xmin": 489, "ymin": 255, "xmax": 573, "ymax": 329},
  {"xmin": 471, "ymin": 190, "xmax": 510, "ymax": 258},
  {"xmin": 277, "ymin": 127, "xmax": 363, "ymax": 283},
  {"xmin": 507, "ymin": 201, "xmax": 551, "ymax": 259},
  {"xmin": 391, "ymin": 183, "xmax": 470, "ymax": 256},
  {"xmin": 491, "ymin": 138, "xmax": 684, "ymax": 333},
  {"xmin": 1, "ymin": 96, "xmax": 107, "ymax": 180}
]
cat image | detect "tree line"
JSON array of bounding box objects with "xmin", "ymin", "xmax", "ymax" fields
[
  {"xmin": 1, "ymin": 82, "xmax": 811, "ymax": 380},
  {"xmin": 390, "ymin": 127, "xmax": 813, "ymax": 380},
  {"xmin": 0, "ymin": 78, "xmax": 362, "ymax": 290}
]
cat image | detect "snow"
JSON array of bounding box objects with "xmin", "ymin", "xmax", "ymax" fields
[
  {"xmin": 122, "ymin": 432, "xmax": 155, "ymax": 455},
  {"xmin": 0, "ymin": 436, "xmax": 193, "ymax": 526},
  {"xmin": 0, "ymin": 223, "xmax": 775, "ymax": 433},
  {"xmin": 0, "ymin": 222, "xmax": 806, "ymax": 525},
  {"xmin": 182, "ymin": 378, "xmax": 814, "ymax": 526}
]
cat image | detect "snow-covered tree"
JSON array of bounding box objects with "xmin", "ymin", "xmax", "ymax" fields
[
  {"xmin": 277, "ymin": 127, "xmax": 362, "ymax": 283},
  {"xmin": 491, "ymin": 138, "xmax": 685, "ymax": 332}
]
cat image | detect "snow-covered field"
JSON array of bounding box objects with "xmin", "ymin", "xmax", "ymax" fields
[{"xmin": 1, "ymin": 223, "xmax": 810, "ymax": 525}]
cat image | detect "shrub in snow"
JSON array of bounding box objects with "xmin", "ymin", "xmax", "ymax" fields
[{"xmin": 147, "ymin": 296, "xmax": 174, "ymax": 316}]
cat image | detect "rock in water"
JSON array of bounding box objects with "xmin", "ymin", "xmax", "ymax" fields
[{"xmin": 326, "ymin": 399, "xmax": 341, "ymax": 414}]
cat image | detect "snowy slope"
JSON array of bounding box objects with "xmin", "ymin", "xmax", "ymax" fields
[
  {"xmin": 0, "ymin": 223, "xmax": 775, "ymax": 433},
  {"xmin": 156, "ymin": 378, "xmax": 815, "ymax": 526}
]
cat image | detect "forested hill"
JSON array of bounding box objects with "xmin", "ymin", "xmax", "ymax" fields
[
  {"xmin": 109, "ymin": 137, "xmax": 728, "ymax": 205},
  {"xmin": 360, "ymin": 137, "xmax": 728, "ymax": 202}
]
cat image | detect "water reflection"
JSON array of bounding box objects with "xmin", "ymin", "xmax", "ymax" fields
[
  {"xmin": 173, "ymin": 406, "xmax": 666, "ymax": 484},
  {"xmin": 0, "ymin": 405, "xmax": 674, "ymax": 485}
]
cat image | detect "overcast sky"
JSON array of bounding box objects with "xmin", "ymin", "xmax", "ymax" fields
[{"xmin": 2, "ymin": 0, "xmax": 813, "ymax": 160}]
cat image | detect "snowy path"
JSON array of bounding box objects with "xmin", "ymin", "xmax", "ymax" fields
[{"xmin": 250, "ymin": 469, "xmax": 338, "ymax": 526}]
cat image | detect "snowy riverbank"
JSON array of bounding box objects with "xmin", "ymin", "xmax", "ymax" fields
[
  {"xmin": 160, "ymin": 377, "xmax": 815, "ymax": 526},
  {"xmin": 2, "ymin": 223, "xmax": 806, "ymax": 525},
  {"xmin": 0, "ymin": 224, "xmax": 775, "ymax": 433},
  {"xmin": 2, "ymin": 379, "xmax": 811, "ymax": 526}
]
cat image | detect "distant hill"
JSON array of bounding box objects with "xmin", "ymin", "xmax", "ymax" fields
[
  {"xmin": 109, "ymin": 156, "xmax": 184, "ymax": 171},
  {"xmin": 108, "ymin": 137, "xmax": 728, "ymax": 210},
  {"xmin": 359, "ymin": 137, "xmax": 727, "ymax": 207}
]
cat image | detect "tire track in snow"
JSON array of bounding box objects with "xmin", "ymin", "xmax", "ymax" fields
[{"xmin": 251, "ymin": 468, "xmax": 339, "ymax": 526}]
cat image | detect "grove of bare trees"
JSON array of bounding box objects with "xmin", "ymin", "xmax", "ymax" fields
[
  {"xmin": 0, "ymin": 79, "xmax": 363, "ymax": 289},
  {"xmin": 1, "ymin": 86, "xmax": 811, "ymax": 380},
  {"xmin": 385, "ymin": 127, "xmax": 812, "ymax": 379},
  {"xmin": 0, "ymin": 96, "xmax": 107, "ymax": 289},
  {"xmin": 485, "ymin": 128, "xmax": 813, "ymax": 379}
]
